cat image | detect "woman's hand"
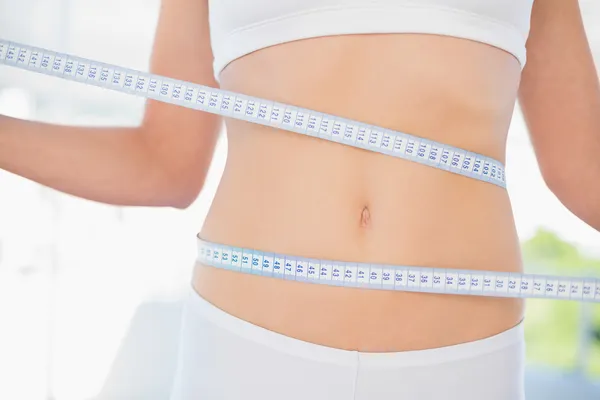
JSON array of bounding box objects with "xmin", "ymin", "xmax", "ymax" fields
[
  {"xmin": 0, "ymin": 0, "xmax": 221, "ymax": 208},
  {"xmin": 519, "ymin": 0, "xmax": 600, "ymax": 231}
]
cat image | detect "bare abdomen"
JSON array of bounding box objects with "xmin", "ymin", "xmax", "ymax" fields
[{"xmin": 195, "ymin": 33, "xmax": 524, "ymax": 351}]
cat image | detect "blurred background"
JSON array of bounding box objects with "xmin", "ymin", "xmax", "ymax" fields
[{"xmin": 0, "ymin": 0, "xmax": 599, "ymax": 399}]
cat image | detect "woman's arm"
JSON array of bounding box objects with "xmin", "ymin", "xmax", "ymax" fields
[
  {"xmin": 519, "ymin": 0, "xmax": 600, "ymax": 230},
  {"xmin": 0, "ymin": 0, "xmax": 220, "ymax": 209}
]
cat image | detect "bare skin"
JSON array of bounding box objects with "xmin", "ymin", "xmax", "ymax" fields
[
  {"xmin": 197, "ymin": 0, "xmax": 600, "ymax": 351},
  {"xmin": 196, "ymin": 33, "xmax": 525, "ymax": 351},
  {"xmin": 0, "ymin": 0, "xmax": 599, "ymax": 352}
]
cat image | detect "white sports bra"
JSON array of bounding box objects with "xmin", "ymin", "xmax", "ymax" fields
[{"xmin": 208, "ymin": 0, "xmax": 534, "ymax": 80}]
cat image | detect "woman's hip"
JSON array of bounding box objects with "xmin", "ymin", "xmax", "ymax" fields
[
  {"xmin": 170, "ymin": 285, "xmax": 525, "ymax": 400},
  {"xmin": 192, "ymin": 261, "xmax": 524, "ymax": 352}
]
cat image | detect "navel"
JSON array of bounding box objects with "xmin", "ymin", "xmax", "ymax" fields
[{"xmin": 360, "ymin": 206, "xmax": 371, "ymax": 228}]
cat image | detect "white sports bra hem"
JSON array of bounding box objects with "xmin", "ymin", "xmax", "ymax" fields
[{"xmin": 212, "ymin": 4, "xmax": 527, "ymax": 80}]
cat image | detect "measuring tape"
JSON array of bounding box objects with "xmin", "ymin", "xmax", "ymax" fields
[
  {"xmin": 198, "ymin": 239, "xmax": 600, "ymax": 303},
  {"xmin": 1, "ymin": 39, "xmax": 597, "ymax": 302},
  {"xmin": 0, "ymin": 39, "xmax": 506, "ymax": 188}
]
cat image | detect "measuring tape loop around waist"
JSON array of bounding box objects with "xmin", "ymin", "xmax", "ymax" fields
[
  {"xmin": 197, "ymin": 239, "xmax": 600, "ymax": 303},
  {"xmin": 0, "ymin": 39, "xmax": 506, "ymax": 188}
]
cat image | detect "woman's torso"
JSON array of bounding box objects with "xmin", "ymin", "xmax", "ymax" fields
[{"xmin": 195, "ymin": 33, "xmax": 524, "ymax": 352}]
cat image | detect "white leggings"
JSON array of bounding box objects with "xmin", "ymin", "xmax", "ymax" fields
[{"xmin": 170, "ymin": 286, "xmax": 526, "ymax": 400}]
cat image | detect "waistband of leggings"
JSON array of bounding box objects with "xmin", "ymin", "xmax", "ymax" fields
[{"xmin": 184, "ymin": 284, "xmax": 524, "ymax": 368}]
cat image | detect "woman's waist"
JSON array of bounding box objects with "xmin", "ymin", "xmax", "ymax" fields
[
  {"xmin": 197, "ymin": 194, "xmax": 524, "ymax": 351},
  {"xmin": 197, "ymin": 135, "xmax": 524, "ymax": 350},
  {"xmin": 201, "ymin": 214, "xmax": 521, "ymax": 273},
  {"xmin": 202, "ymin": 135, "xmax": 521, "ymax": 272}
]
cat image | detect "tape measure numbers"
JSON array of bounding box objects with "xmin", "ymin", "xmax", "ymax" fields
[
  {"xmin": 1, "ymin": 39, "xmax": 597, "ymax": 303},
  {"xmin": 198, "ymin": 239, "xmax": 600, "ymax": 303},
  {"xmin": 0, "ymin": 39, "xmax": 506, "ymax": 188}
]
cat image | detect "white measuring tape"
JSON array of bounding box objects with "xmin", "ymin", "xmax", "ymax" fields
[
  {"xmin": 1, "ymin": 39, "xmax": 597, "ymax": 302},
  {"xmin": 0, "ymin": 39, "xmax": 506, "ymax": 187},
  {"xmin": 198, "ymin": 239, "xmax": 600, "ymax": 303}
]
